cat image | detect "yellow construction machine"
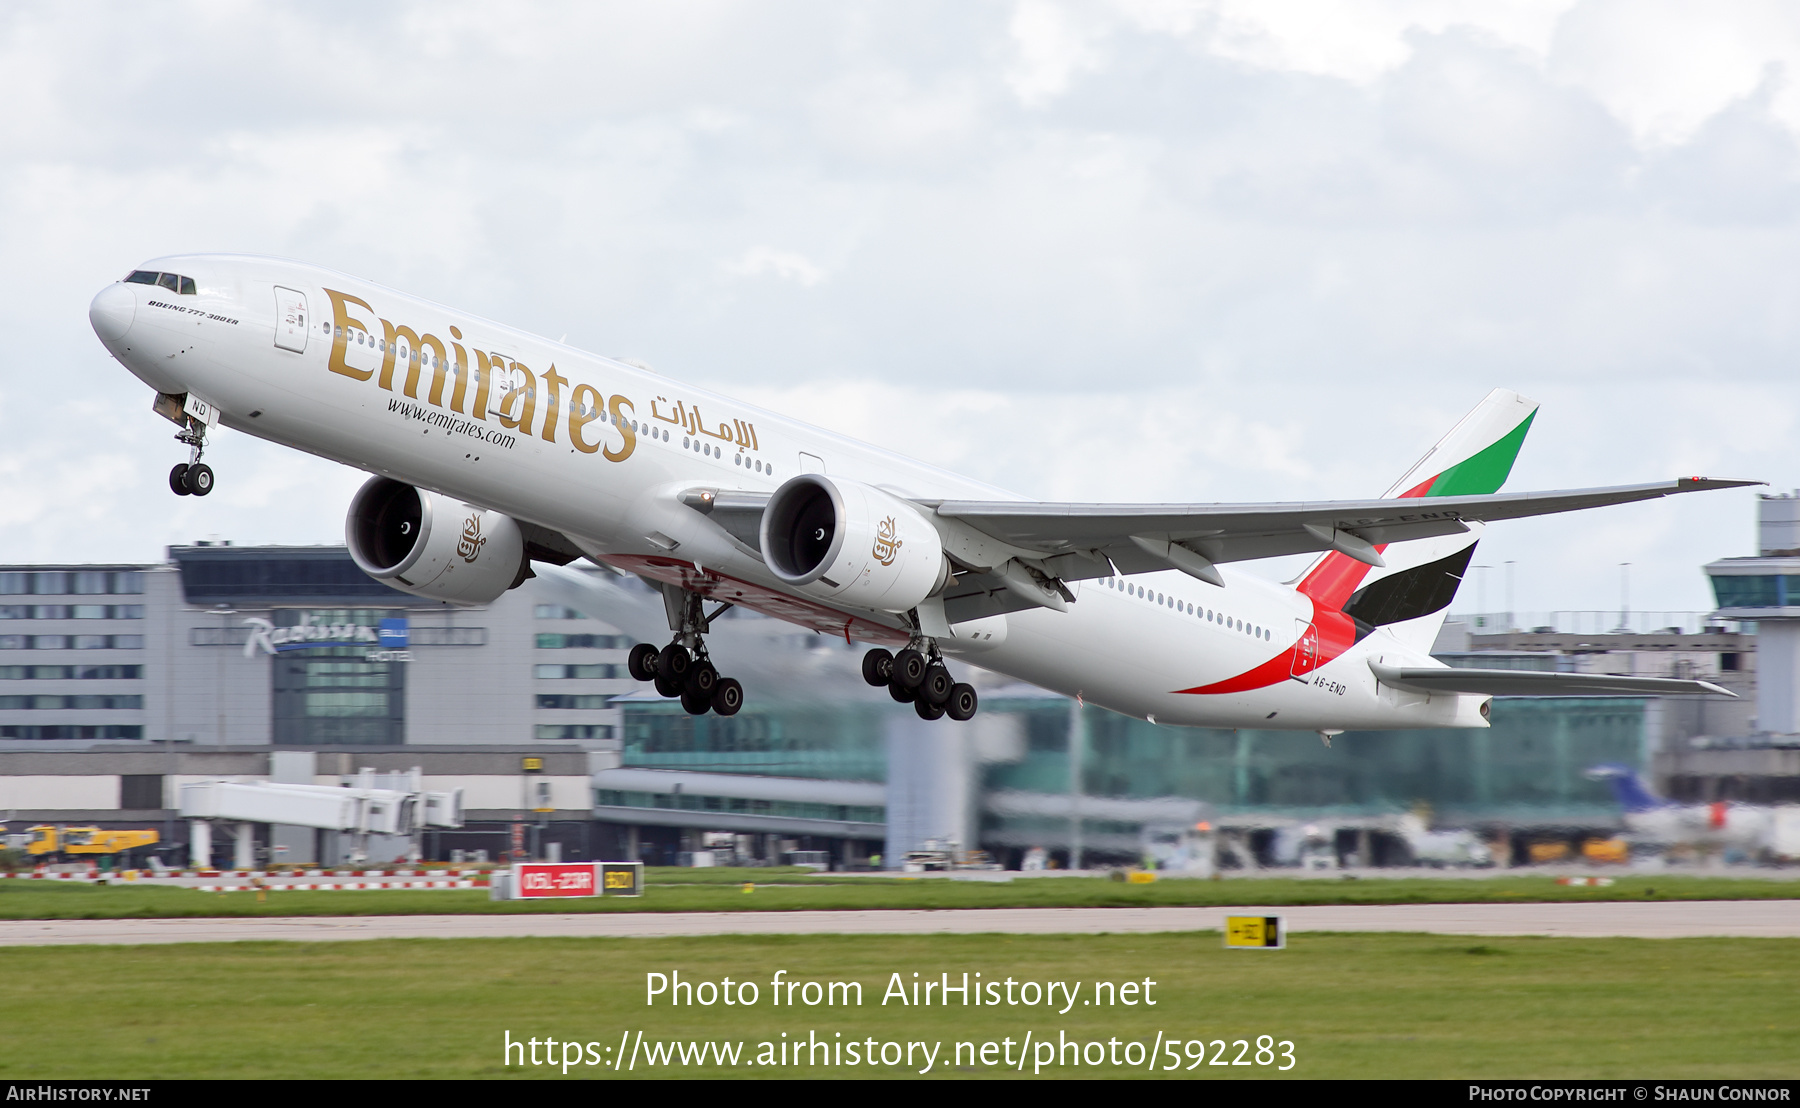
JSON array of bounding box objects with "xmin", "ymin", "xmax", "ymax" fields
[{"xmin": 27, "ymin": 825, "xmax": 159, "ymax": 859}]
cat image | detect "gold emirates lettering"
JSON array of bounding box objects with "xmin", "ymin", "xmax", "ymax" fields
[{"xmin": 325, "ymin": 287, "xmax": 635, "ymax": 461}]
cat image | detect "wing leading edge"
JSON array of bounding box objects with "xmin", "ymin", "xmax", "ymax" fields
[{"xmin": 928, "ymin": 477, "xmax": 1759, "ymax": 572}]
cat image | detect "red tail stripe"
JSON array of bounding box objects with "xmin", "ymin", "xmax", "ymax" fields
[{"xmin": 1180, "ymin": 475, "xmax": 1434, "ymax": 697}]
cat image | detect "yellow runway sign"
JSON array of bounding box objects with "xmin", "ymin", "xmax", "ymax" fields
[{"xmin": 1224, "ymin": 915, "xmax": 1285, "ymax": 949}]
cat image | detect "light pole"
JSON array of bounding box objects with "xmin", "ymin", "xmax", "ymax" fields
[
  {"xmin": 1617, "ymin": 563, "xmax": 1631, "ymax": 633},
  {"xmin": 1471, "ymin": 565, "xmax": 1491, "ymax": 631},
  {"xmin": 1505, "ymin": 561, "xmax": 1515, "ymax": 633}
]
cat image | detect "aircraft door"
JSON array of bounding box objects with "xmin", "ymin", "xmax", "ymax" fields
[
  {"xmin": 274, "ymin": 286, "xmax": 309, "ymax": 353},
  {"xmin": 1290, "ymin": 620, "xmax": 1319, "ymax": 682},
  {"xmin": 799, "ymin": 451, "xmax": 826, "ymax": 474}
]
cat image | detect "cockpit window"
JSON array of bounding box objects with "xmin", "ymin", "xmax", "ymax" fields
[{"xmin": 123, "ymin": 270, "xmax": 197, "ymax": 295}]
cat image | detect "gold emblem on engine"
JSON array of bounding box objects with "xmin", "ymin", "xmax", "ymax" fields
[
  {"xmin": 457, "ymin": 514, "xmax": 487, "ymax": 562},
  {"xmin": 872, "ymin": 516, "xmax": 902, "ymax": 566}
]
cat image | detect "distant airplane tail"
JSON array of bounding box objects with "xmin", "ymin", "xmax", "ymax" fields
[
  {"xmin": 1296, "ymin": 388, "xmax": 1539, "ymax": 655},
  {"xmin": 1584, "ymin": 763, "xmax": 1667, "ymax": 813}
]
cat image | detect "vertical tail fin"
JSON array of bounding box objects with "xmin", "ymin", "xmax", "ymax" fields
[
  {"xmin": 1584, "ymin": 764, "xmax": 1666, "ymax": 813},
  {"xmin": 1297, "ymin": 389, "xmax": 1538, "ymax": 654}
]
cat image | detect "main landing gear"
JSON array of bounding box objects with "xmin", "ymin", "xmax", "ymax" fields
[
  {"xmin": 168, "ymin": 421, "xmax": 214, "ymax": 497},
  {"xmin": 862, "ymin": 642, "xmax": 978, "ymax": 722},
  {"xmin": 625, "ymin": 586, "xmax": 743, "ymax": 717}
]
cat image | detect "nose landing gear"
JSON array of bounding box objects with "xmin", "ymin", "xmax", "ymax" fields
[
  {"xmin": 168, "ymin": 422, "xmax": 215, "ymax": 497},
  {"xmin": 862, "ymin": 642, "xmax": 978, "ymax": 722},
  {"xmin": 625, "ymin": 587, "xmax": 744, "ymax": 716}
]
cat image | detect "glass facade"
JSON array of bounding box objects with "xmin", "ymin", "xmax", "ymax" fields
[
  {"xmin": 170, "ymin": 547, "xmax": 413, "ymax": 606},
  {"xmin": 535, "ymin": 633, "xmax": 633, "ymax": 649},
  {"xmin": 0, "ymin": 724, "xmax": 141, "ymax": 740},
  {"xmin": 621, "ymin": 694, "xmax": 1647, "ymax": 830},
  {"xmin": 623, "ymin": 701, "xmax": 889, "ymax": 781},
  {"xmin": 0, "ymin": 571, "xmax": 142, "ymax": 595},
  {"xmin": 984, "ymin": 697, "xmax": 1643, "ymax": 822},
  {"xmin": 596, "ymin": 788, "xmax": 883, "ymax": 825},
  {"xmin": 1710, "ymin": 574, "xmax": 1800, "ymax": 609},
  {"xmin": 270, "ymin": 609, "xmax": 408, "ymax": 745}
]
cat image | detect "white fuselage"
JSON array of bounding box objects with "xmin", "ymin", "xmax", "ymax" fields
[
  {"xmin": 91, "ymin": 254, "xmax": 1485, "ymax": 731},
  {"xmin": 1623, "ymin": 805, "xmax": 1776, "ymax": 849}
]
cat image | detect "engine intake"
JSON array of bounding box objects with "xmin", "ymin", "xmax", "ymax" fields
[
  {"xmin": 345, "ymin": 476, "xmax": 526, "ymax": 606},
  {"xmin": 761, "ymin": 474, "xmax": 947, "ymax": 612}
]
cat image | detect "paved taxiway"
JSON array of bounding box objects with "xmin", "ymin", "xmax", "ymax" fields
[{"xmin": 1, "ymin": 901, "xmax": 1796, "ymax": 946}]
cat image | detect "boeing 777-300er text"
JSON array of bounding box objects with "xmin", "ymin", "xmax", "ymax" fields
[{"xmin": 88, "ymin": 255, "xmax": 1751, "ymax": 732}]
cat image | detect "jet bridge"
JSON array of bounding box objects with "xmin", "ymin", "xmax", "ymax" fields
[{"xmin": 178, "ymin": 768, "xmax": 463, "ymax": 869}]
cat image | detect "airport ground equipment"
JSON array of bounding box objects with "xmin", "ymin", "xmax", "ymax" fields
[
  {"xmin": 179, "ymin": 769, "xmax": 463, "ymax": 869},
  {"xmin": 25, "ymin": 825, "xmax": 160, "ymax": 860}
]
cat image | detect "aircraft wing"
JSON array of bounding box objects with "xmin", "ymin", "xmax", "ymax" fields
[
  {"xmin": 929, "ymin": 478, "xmax": 1758, "ymax": 577},
  {"xmin": 1368, "ymin": 661, "xmax": 1735, "ymax": 698},
  {"xmin": 681, "ymin": 477, "xmax": 1757, "ymax": 621}
]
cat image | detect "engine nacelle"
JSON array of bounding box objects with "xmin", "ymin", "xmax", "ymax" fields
[
  {"xmin": 345, "ymin": 476, "xmax": 526, "ymax": 606},
  {"xmin": 760, "ymin": 474, "xmax": 948, "ymax": 612}
]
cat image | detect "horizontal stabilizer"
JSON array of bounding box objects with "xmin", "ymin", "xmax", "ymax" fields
[{"xmin": 1368, "ymin": 661, "xmax": 1734, "ymax": 698}]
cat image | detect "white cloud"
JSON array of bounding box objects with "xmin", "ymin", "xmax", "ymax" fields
[
  {"xmin": 720, "ymin": 246, "xmax": 828, "ymax": 287},
  {"xmin": 1007, "ymin": 0, "xmax": 1111, "ymax": 106},
  {"xmin": 3, "ymin": 0, "xmax": 1799, "ymax": 619}
]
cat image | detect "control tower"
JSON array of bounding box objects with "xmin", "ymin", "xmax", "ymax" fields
[{"xmin": 1705, "ymin": 492, "xmax": 1800, "ymax": 734}]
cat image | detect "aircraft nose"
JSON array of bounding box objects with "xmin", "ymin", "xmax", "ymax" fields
[{"xmin": 89, "ymin": 282, "xmax": 136, "ymax": 344}]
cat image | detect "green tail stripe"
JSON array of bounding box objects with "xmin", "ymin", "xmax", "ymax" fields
[{"xmin": 1427, "ymin": 411, "xmax": 1536, "ymax": 497}]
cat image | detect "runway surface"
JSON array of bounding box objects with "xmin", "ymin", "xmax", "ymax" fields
[{"xmin": 1, "ymin": 901, "xmax": 1797, "ymax": 946}]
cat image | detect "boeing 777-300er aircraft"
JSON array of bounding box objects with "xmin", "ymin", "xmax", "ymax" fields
[{"xmin": 88, "ymin": 255, "xmax": 1750, "ymax": 734}]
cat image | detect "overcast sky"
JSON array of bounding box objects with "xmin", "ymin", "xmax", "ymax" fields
[{"xmin": 4, "ymin": 0, "xmax": 1798, "ymax": 620}]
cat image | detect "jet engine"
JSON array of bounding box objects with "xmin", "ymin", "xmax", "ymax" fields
[
  {"xmin": 345, "ymin": 476, "xmax": 527, "ymax": 606},
  {"xmin": 760, "ymin": 474, "xmax": 948, "ymax": 612}
]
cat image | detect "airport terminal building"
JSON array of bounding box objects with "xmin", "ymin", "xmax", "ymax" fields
[{"xmin": 1, "ymin": 529, "xmax": 1791, "ymax": 869}]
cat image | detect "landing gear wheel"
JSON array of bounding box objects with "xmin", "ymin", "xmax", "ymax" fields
[
  {"xmin": 657, "ymin": 644, "xmax": 692, "ymax": 683},
  {"xmin": 186, "ymin": 463, "xmax": 214, "ymax": 496},
  {"xmin": 914, "ymin": 696, "xmax": 946, "ymax": 721},
  {"xmin": 627, "ymin": 643, "xmax": 661, "ymax": 682},
  {"xmin": 169, "ymin": 464, "xmax": 192, "ymax": 496},
  {"xmin": 654, "ymin": 672, "xmax": 683, "ymax": 698},
  {"xmin": 680, "ymin": 685, "xmax": 712, "ymax": 715},
  {"xmin": 888, "ymin": 681, "xmax": 916, "ymax": 704},
  {"xmin": 946, "ymin": 683, "xmax": 978, "ymax": 722},
  {"xmin": 892, "ymin": 648, "xmax": 928, "ymax": 690},
  {"xmin": 921, "ymin": 663, "xmax": 954, "ymax": 707},
  {"xmin": 861, "ymin": 648, "xmax": 894, "ymax": 687},
  {"xmin": 687, "ymin": 662, "xmax": 718, "ymax": 697},
  {"xmin": 712, "ymin": 678, "xmax": 743, "ymax": 716}
]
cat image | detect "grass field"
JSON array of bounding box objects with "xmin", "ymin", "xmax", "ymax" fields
[
  {"xmin": 0, "ymin": 931, "xmax": 1793, "ymax": 1079},
  {"xmin": 1, "ymin": 872, "xmax": 1797, "ymax": 919}
]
